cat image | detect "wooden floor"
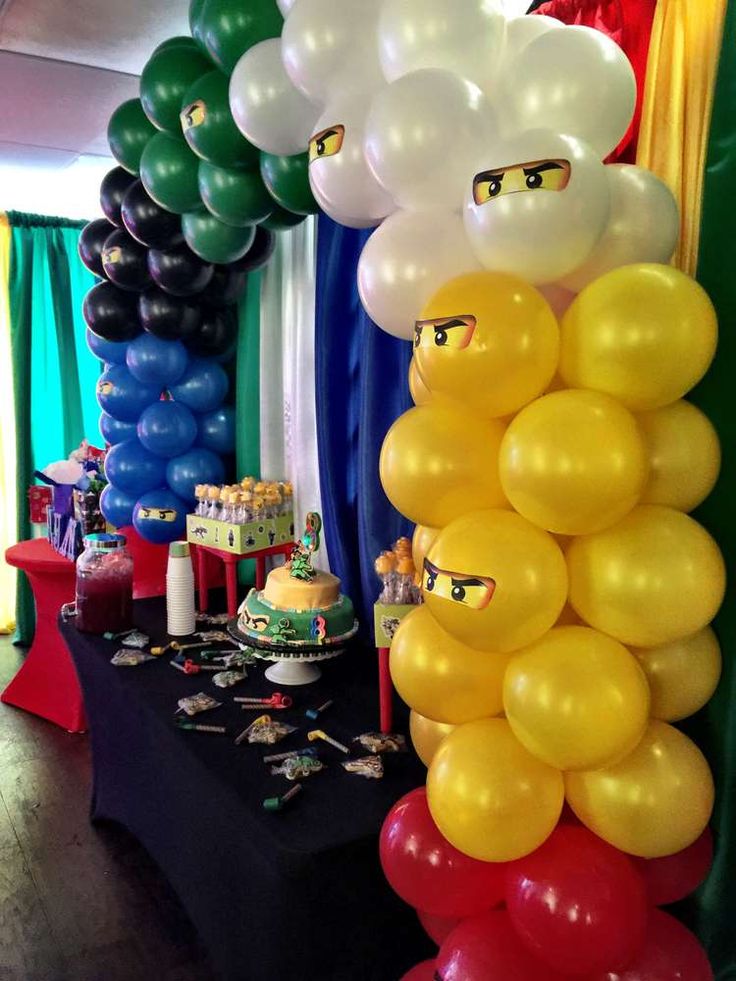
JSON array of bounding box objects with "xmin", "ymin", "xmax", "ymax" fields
[{"xmin": 0, "ymin": 638, "xmax": 216, "ymax": 981}]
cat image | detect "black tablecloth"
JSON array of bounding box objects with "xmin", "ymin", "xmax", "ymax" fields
[{"xmin": 61, "ymin": 597, "xmax": 433, "ymax": 981}]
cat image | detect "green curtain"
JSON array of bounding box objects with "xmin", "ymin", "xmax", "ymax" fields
[
  {"xmin": 235, "ymin": 269, "xmax": 262, "ymax": 584},
  {"xmin": 8, "ymin": 212, "xmax": 100, "ymax": 644},
  {"xmin": 683, "ymin": 3, "xmax": 736, "ymax": 975}
]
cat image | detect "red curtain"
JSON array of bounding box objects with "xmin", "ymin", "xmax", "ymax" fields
[{"xmin": 531, "ymin": 0, "xmax": 657, "ymax": 162}]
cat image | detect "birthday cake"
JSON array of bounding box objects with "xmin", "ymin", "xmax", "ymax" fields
[{"xmin": 237, "ymin": 513, "xmax": 358, "ymax": 649}]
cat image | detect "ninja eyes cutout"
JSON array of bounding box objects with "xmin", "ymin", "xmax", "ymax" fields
[
  {"xmin": 181, "ymin": 100, "xmax": 206, "ymax": 131},
  {"xmin": 423, "ymin": 558, "xmax": 496, "ymax": 610},
  {"xmin": 473, "ymin": 158, "xmax": 571, "ymax": 205},
  {"xmin": 309, "ymin": 125, "xmax": 345, "ymax": 163},
  {"xmin": 414, "ymin": 315, "xmax": 477, "ymax": 351},
  {"xmin": 138, "ymin": 507, "xmax": 177, "ymax": 522}
]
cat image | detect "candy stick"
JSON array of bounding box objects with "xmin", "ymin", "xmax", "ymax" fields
[
  {"xmin": 305, "ymin": 699, "xmax": 333, "ymax": 721},
  {"xmin": 308, "ymin": 729, "xmax": 349, "ymax": 754},
  {"xmin": 235, "ymin": 693, "xmax": 293, "ymax": 709},
  {"xmin": 176, "ymin": 723, "xmax": 228, "ymax": 734},
  {"xmin": 263, "ymin": 748, "xmax": 318, "ymax": 764}
]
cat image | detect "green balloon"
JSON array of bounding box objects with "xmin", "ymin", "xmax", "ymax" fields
[
  {"xmin": 181, "ymin": 70, "xmax": 259, "ymax": 169},
  {"xmin": 190, "ymin": 0, "xmax": 208, "ymax": 49},
  {"xmin": 199, "ymin": 161, "xmax": 273, "ymax": 227},
  {"xmin": 260, "ymin": 152, "xmax": 319, "ymax": 216},
  {"xmin": 200, "ymin": 0, "xmax": 283, "ymax": 75},
  {"xmin": 152, "ymin": 36, "xmax": 201, "ymax": 56},
  {"xmin": 140, "ymin": 132, "xmax": 203, "ymax": 214},
  {"xmin": 108, "ymin": 99, "xmax": 157, "ymax": 175},
  {"xmin": 140, "ymin": 46, "xmax": 213, "ymax": 133},
  {"xmin": 262, "ymin": 203, "xmax": 306, "ymax": 231},
  {"xmin": 182, "ymin": 210, "xmax": 256, "ymax": 264}
]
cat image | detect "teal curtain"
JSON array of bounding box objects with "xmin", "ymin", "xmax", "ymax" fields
[
  {"xmin": 235, "ymin": 269, "xmax": 262, "ymax": 585},
  {"xmin": 8, "ymin": 212, "xmax": 100, "ymax": 644}
]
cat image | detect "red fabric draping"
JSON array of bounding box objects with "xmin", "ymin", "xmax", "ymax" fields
[{"xmin": 531, "ymin": 0, "xmax": 657, "ymax": 162}]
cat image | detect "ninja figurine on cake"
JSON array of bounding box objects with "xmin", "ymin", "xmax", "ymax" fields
[{"xmin": 230, "ymin": 512, "xmax": 359, "ymax": 685}]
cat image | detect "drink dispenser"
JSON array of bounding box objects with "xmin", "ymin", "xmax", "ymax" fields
[{"xmin": 74, "ymin": 533, "xmax": 133, "ymax": 634}]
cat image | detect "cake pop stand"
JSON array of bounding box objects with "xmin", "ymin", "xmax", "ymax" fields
[{"xmin": 227, "ymin": 618, "xmax": 358, "ymax": 685}]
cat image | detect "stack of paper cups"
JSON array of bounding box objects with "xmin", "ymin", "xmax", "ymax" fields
[{"xmin": 167, "ymin": 541, "xmax": 196, "ymax": 637}]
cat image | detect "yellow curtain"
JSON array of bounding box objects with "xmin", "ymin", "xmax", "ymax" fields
[
  {"xmin": 636, "ymin": 0, "xmax": 728, "ymax": 275},
  {"xmin": 0, "ymin": 214, "xmax": 18, "ymax": 632}
]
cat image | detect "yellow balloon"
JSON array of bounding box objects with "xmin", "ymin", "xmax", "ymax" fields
[
  {"xmin": 500, "ymin": 390, "xmax": 648, "ymax": 535},
  {"xmin": 424, "ymin": 509, "xmax": 567, "ymax": 653},
  {"xmin": 391, "ymin": 606, "xmax": 510, "ymax": 724},
  {"xmin": 428, "ymin": 718, "xmax": 564, "ymax": 862},
  {"xmin": 504, "ymin": 626, "xmax": 650, "ymax": 771},
  {"xmin": 415, "ymin": 271, "xmax": 559, "ymax": 418},
  {"xmin": 566, "ymin": 721, "xmax": 714, "ymax": 858},
  {"xmin": 408, "ymin": 358, "xmax": 432, "ymax": 406},
  {"xmin": 637, "ymin": 400, "xmax": 721, "ymax": 512},
  {"xmin": 559, "ymin": 263, "xmax": 717, "ymax": 411},
  {"xmin": 412, "ymin": 524, "xmax": 439, "ymax": 572},
  {"xmin": 380, "ymin": 401, "xmax": 507, "ymax": 527},
  {"xmin": 567, "ymin": 505, "xmax": 725, "ymax": 647},
  {"xmin": 633, "ymin": 628, "xmax": 722, "ymax": 722},
  {"xmin": 410, "ymin": 710, "xmax": 455, "ymax": 767}
]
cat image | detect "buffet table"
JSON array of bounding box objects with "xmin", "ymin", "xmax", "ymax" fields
[{"xmin": 60, "ymin": 596, "xmax": 432, "ymax": 981}]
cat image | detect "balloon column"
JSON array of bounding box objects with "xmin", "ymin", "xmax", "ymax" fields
[
  {"xmin": 82, "ymin": 0, "xmax": 318, "ymax": 544},
  {"xmin": 231, "ymin": 3, "xmax": 723, "ymax": 977}
]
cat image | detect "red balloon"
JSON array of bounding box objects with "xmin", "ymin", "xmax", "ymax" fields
[
  {"xmin": 592, "ymin": 909, "xmax": 713, "ymax": 981},
  {"xmin": 401, "ymin": 960, "xmax": 437, "ymax": 981},
  {"xmin": 633, "ymin": 828, "xmax": 714, "ymax": 906},
  {"xmin": 437, "ymin": 910, "xmax": 570, "ymax": 981},
  {"xmin": 380, "ymin": 788, "xmax": 506, "ymax": 918},
  {"xmin": 506, "ymin": 825, "xmax": 647, "ymax": 976},
  {"xmin": 418, "ymin": 910, "xmax": 461, "ymax": 947}
]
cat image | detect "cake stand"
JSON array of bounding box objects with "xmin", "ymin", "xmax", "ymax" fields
[{"xmin": 227, "ymin": 618, "xmax": 358, "ymax": 685}]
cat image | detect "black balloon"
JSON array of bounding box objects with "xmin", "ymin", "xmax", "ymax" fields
[
  {"xmin": 200, "ymin": 265, "xmax": 248, "ymax": 307},
  {"xmin": 121, "ymin": 180, "xmax": 184, "ymax": 250},
  {"xmin": 148, "ymin": 244, "xmax": 214, "ymax": 297},
  {"xmin": 101, "ymin": 228, "xmax": 152, "ymax": 292},
  {"xmin": 78, "ymin": 218, "xmax": 115, "ymax": 278},
  {"xmin": 230, "ymin": 225, "xmax": 276, "ymax": 273},
  {"xmin": 100, "ymin": 167, "xmax": 137, "ymax": 227},
  {"xmin": 186, "ymin": 308, "xmax": 238, "ymax": 359},
  {"xmin": 83, "ymin": 282, "xmax": 141, "ymax": 342},
  {"xmin": 139, "ymin": 287, "xmax": 202, "ymax": 341}
]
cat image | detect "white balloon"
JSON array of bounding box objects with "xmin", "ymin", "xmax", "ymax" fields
[
  {"xmin": 503, "ymin": 26, "xmax": 636, "ymax": 158},
  {"xmin": 358, "ymin": 209, "xmax": 481, "ymax": 339},
  {"xmin": 364, "ymin": 70, "xmax": 498, "ymax": 211},
  {"xmin": 464, "ymin": 129, "xmax": 610, "ymax": 284},
  {"xmin": 277, "ymin": 0, "xmax": 298, "ymax": 15},
  {"xmin": 308, "ymin": 91, "xmax": 395, "ymax": 229},
  {"xmin": 560, "ymin": 165, "xmax": 680, "ymax": 292},
  {"xmin": 378, "ymin": 0, "xmax": 506, "ymax": 91},
  {"xmin": 501, "ymin": 15, "xmax": 563, "ymax": 64},
  {"xmin": 282, "ymin": 0, "xmax": 384, "ymax": 106},
  {"xmin": 229, "ymin": 39, "xmax": 319, "ymax": 156}
]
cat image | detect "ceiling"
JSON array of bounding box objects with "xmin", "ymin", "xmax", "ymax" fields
[{"xmin": 0, "ymin": 0, "xmax": 190, "ymax": 218}]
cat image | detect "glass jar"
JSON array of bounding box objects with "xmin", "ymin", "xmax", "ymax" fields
[{"xmin": 75, "ymin": 533, "xmax": 133, "ymax": 634}]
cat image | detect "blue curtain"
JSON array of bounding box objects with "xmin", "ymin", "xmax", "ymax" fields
[{"xmin": 315, "ymin": 216, "xmax": 413, "ymax": 630}]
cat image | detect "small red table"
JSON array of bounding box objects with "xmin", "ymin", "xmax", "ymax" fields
[
  {"xmin": 3, "ymin": 539, "xmax": 86, "ymax": 732},
  {"xmin": 193, "ymin": 541, "xmax": 295, "ymax": 619}
]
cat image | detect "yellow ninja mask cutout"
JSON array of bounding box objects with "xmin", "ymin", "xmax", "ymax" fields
[
  {"xmin": 473, "ymin": 158, "xmax": 571, "ymax": 204},
  {"xmin": 137, "ymin": 506, "xmax": 178, "ymax": 522},
  {"xmin": 181, "ymin": 100, "xmax": 206, "ymax": 131},
  {"xmin": 97, "ymin": 380, "xmax": 113, "ymax": 396},
  {"xmin": 308, "ymin": 125, "xmax": 345, "ymax": 164},
  {"xmin": 103, "ymin": 246, "xmax": 122, "ymax": 265},
  {"xmin": 423, "ymin": 509, "xmax": 568, "ymax": 654},
  {"xmin": 414, "ymin": 271, "xmax": 559, "ymax": 419}
]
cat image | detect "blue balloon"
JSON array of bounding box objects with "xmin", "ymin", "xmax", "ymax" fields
[
  {"xmin": 126, "ymin": 333, "xmax": 189, "ymax": 386},
  {"xmin": 197, "ymin": 406, "xmax": 236, "ymax": 454},
  {"xmin": 100, "ymin": 484, "xmax": 137, "ymax": 528},
  {"xmin": 168, "ymin": 358, "xmax": 228, "ymax": 413},
  {"xmin": 86, "ymin": 328, "xmax": 129, "ymax": 365},
  {"xmin": 138, "ymin": 400, "xmax": 198, "ymax": 458},
  {"xmin": 97, "ymin": 364, "xmax": 162, "ymax": 422},
  {"xmin": 100, "ymin": 412, "xmax": 137, "ymax": 446},
  {"xmin": 166, "ymin": 447, "xmax": 225, "ymax": 503},
  {"xmin": 133, "ymin": 488, "xmax": 188, "ymax": 544},
  {"xmin": 105, "ymin": 438, "xmax": 167, "ymax": 496}
]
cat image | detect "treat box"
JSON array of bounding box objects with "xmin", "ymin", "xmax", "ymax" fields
[
  {"xmin": 374, "ymin": 603, "xmax": 416, "ymax": 647},
  {"xmin": 187, "ymin": 513, "xmax": 295, "ymax": 556}
]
